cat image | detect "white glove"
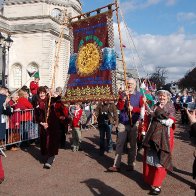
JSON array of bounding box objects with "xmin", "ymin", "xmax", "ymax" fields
[
  {"xmin": 160, "ymin": 119, "xmax": 174, "ymax": 127},
  {"xmin": 140, "ymin": 106, "xmax": 145, "ymax": 120}
]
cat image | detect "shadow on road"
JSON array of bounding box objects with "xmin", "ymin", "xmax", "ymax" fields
[
  {"xmin": 81, "ymin": 178, "xmax": 124, "ymax": 196},
  {"xmin": 82, "ymin": 135, "xmax": 150, "ymax": 191},
  {"xmin": 168, "ymin": 170, "xmax": 195, "ymax": 190},
  {"xmin": 20, "ymin": 144, "xmax": 44, "ymax": 163}
]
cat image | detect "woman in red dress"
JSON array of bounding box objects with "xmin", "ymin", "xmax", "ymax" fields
[
  {"xmin": 143, "ymin": 90, "xmax": 176, "ymax": 195},
  {"xmin": 34, "ymin": 86, "xmax": 68, "ymax": 169}
]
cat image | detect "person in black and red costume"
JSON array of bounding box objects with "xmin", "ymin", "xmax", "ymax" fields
[{"xmin": 34, "ymin": 86, "xmax": 68, "ymax": 169}]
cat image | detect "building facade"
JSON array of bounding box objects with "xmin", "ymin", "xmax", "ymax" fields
[{"xmin": 0, "ymin": 0, "xmax": 82, "ymax": 90}]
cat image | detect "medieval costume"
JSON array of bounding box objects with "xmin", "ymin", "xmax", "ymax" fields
[
  {"xmin": 108, "ymin": 78, "xmax": 144, "ymax": 172},
  {"xmin": 34, "ymin": 87, "xmax": 67, "ymax": 169},
  {"xmin": 143, "ymin": 98, "xmax": 176, "ymax": 195}
]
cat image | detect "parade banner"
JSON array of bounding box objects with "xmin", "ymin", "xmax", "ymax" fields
[{"xmin": 64, "ymin": 11, "xmax": 117, "ymax": 102}]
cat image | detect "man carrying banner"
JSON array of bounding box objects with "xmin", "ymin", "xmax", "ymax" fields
[{"xmin": 108, "ymin": 78, "xmax": 145, "ymax": 171}]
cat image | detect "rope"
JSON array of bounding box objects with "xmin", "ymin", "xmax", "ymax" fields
[
  {"xmin": 45, "ymin": 10, "xmax": 68, "ymax": 122},
  {"xmin": 118, "ymin": 2, "xmax": 151, "ymax": 82}
]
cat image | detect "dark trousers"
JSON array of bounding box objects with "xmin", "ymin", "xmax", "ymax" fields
[
  {"xmin": 181, "ymin": 109, "xmax": 189, "ymax": 124},
  {"xmin": 98, "ymin": 123, "xmax": 113, "ymax": 153},
  {"xmin": 60, "ymin": 122, "xmax": 68, "ymax": 147}
]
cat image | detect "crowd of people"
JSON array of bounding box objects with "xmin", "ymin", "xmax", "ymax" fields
[{"xmin": 0, "ymin": 75, "xmax": 195, "ymax": 195}]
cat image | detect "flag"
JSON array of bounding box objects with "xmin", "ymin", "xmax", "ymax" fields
[
  {"xmin": 34, "ymin": 71, "xmax": 40, "ymax": 79},
  {"xmin": 27, "ymin": 70, "xmax": 40, "ymax": 78},
  {"xmin": 122, "ymin": 44, "xmax": 126, "ymax": 48}
]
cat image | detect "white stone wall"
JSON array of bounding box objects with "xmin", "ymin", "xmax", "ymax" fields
[
  {"xmin": 4, "ymin": 3, "xmax": 46, "ymax": 18},
  {"xmin": 1, "ymin": 0, "xmax": 82, "ymax": 90}
]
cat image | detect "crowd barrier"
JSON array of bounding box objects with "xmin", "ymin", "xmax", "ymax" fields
[{"xmin": 0, "ymin": 109, "xmax": 39, "ymax": 156}]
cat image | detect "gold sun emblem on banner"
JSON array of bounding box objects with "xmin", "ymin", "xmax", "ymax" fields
[{"xmin": 77, "ymin": 42, "xmax": 102, "ymax": 76}]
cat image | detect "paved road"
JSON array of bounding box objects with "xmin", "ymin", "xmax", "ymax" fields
[{"xmin": 0, "ymin": 118, "xmax": 195, "ymax": 196}]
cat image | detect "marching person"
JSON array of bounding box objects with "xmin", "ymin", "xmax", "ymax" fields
[
  {"xmin": 108, "ymin": 78, "xmax": 144, "ymax": 171},
  {"xmin": 71, "ymin": 102, "xmax": 83, "ymax": 152},
  {"xmin": 94, "ymin": 100, "xmax": 118, "ymax": 156},
  {"xmin": 53, "ymin": 89, "xmax": 69, "ymax": 148},
  {"xmin": 143, "ymin": 89, "xmax": 176, "ymax": 195},
  {"xmin": 34, "ymin": 86, "xmax": 67, "ymax": 169}
]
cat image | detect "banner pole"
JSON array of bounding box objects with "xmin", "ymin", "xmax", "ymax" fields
[
  {"xmin": 69, "ymin": 3, "xmax": 116, "ymax": 21},
  {"xmin": 115, "ymin": 0, "xmax": 132, "ymax": 125},
  {"xmin": 115, "ymin": 0, "xmax": 127, "ymax": 88}
]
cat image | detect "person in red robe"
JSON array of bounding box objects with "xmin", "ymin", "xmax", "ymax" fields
[
  {"xmin": 143, "ymin": 90, "xmax": 176, "ymax": 195},
  {"xmin": 34, "ymin": 86, "xmax": 68, "ymax": 169}
]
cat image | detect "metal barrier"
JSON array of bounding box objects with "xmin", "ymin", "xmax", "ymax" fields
[{"xmin": 0, "ymin": 109, "xmax": 39, "ymax": 156}]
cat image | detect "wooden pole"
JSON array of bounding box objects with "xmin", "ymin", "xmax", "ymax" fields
[
  {"xmin": 10, "ymin": 71, "xmax": 37, "ymax": 97},
  {"xmin": 115, "ymin": 0, "xmax": 132, "ymax": 125},
  {"xmin": 69, "ymin": 3, "xmax": 116, "ymax": 22},
  {"xmin": 115, "ymin": 0, "xmax": 128, "ymax": 89},
  {"xmin": 45, "ymin": 10, "xmax": 68, "ymax": 122}
]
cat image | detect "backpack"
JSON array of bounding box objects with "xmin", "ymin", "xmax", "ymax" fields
[{"xmin": 80, "ymin": 110, "xmax": 87, "ymax": 125}]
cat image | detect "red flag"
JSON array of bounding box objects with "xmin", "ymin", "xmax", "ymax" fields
[{"xmin": 122, "ymin": 44, "xmax": 126, "ymax": 48}]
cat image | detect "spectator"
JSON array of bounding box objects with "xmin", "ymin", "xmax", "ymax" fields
[
  {"xmin": 0, "ymin": 86, "xmax": 12, "ymax": 184},
  {"xmin": 180, "ymin": 89, "xmax": 193, "ymax": 124},
  {"xmin": 7, "ymin": 91, "xmax": 20, "ymax": 150},
  {"xmin": 17, "ymin": 89, "xmax": 33, "ymax": 144},
  {"xmin": 30, "ymin": 72, "xmax": 40, "ymax": 96}
]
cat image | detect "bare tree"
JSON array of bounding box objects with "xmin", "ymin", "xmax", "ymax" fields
[
  {"xmin": 149, "ymin": 66, "xmax": 168, "ymax": 89},
  {"xmin": 178, "ymin": 67, "xmax": 196, "ymax": 91}
]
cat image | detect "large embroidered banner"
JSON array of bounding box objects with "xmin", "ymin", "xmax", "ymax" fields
[{"xmin": 64, "ymin": 11, "xmax": 117, "ymax": 102}]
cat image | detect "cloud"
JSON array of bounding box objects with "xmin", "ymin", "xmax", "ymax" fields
[
  {"xmin": 165, "ymin": 0, "xmax": 176, "ymax": 6},
  {"xmin": 119, "ymin": 0, "xmax": 175, "ymax": 13},
  {"xmin": 113, "ymin": 22, "xmax": 196, "ymax": 82},
  {"xmin": 120, "ymin": 0, "xmax": 161, "ymax": 13},
  {"xmin": 177, "ymin": 12, "xmax": 196, "ymax": 22}
]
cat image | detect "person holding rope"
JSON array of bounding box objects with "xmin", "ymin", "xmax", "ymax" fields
[{"xmin": 108, "ymin": 78, "xmax": 145, "ymax": 171}]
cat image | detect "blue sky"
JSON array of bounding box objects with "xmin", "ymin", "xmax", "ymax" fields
[{"xmin": 82, "ymin": 0, "xmax": 196, "ymax": 82}]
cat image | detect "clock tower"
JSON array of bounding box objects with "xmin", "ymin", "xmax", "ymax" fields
[{"xmin": 0, "ymin": 0, "xmax": 82, "ymax": 89}]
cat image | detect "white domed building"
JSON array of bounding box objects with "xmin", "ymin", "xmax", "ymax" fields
[{"xmin": 0, "ymin": 0, "xmax": 82, "ymax": 89}]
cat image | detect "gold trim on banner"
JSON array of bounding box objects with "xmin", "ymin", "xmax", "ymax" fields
[
  {"xmin": 77, "ymin": 42, "xmax": 102, "ymax": 76},
  {"xmin": 64, "ymin": 85, "xmax": 117, "ymax": 101}
]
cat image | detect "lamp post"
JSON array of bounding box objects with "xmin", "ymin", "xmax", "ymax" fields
[{"xmin": 0, "ymin": 32, "xmax": 13, "ymax": 87}]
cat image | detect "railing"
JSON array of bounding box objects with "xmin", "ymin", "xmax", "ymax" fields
[{"xmin": 0, "ymin": 109, "xmax": 39, "ymax": 156}]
